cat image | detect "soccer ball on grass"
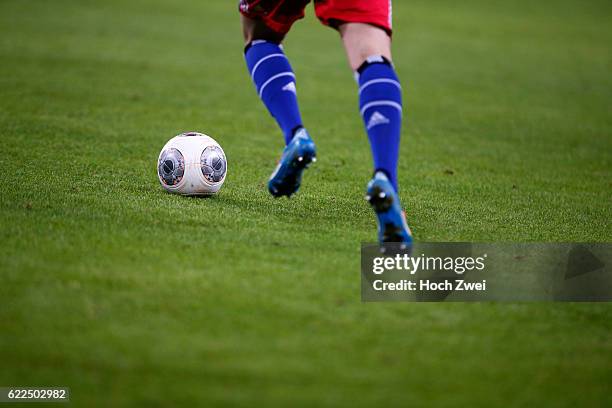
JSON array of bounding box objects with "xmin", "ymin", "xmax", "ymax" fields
[{"xmin": 157, "ymin": 132, "xmax": 227, "ymax": 195}]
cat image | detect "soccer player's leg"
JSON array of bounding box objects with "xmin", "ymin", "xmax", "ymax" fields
[
  {"xmin": 341, "ymin": 22, "xmax": 412, "ymax": 245},
  {"xmin": 240, "ymin": 1, "xmax": 317, "ymax": 198},
  {"xmin": 314, "ymin": 0, "xmax": 412, "ymax": 244}
]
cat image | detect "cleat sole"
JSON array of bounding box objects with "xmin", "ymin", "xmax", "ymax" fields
[
  {"xmin": 366, "ymin": 181, "xmax": 412, "ymax": 245},
  {"xmin": 367, "ymin": 186, "xmax": 393, "ymax": 213},
  {"xmin": 268, "ymin": 151, "xmax": 316, "ymax": 198}
]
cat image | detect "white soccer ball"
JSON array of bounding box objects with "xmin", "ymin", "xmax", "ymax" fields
[{"xmin": 157, "ymin": 131, "xmax": 227, "ymax": 195}]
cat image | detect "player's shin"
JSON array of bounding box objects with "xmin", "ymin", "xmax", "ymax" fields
[
  {"xmin": 244, "ymin": 40, "xmax": 303, "ymax": 145},
  {"xmin": 357, "ymin": 55, "xmax": 402, "ymax": 192}
]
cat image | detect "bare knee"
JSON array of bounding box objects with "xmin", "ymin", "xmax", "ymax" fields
[
  {"xmin": 241, "ymin": 15, "xmax": 285, "ymax": 45},
  {"xmin": 339, "ymin": 23, "xmax": 392, "ymax": 71}
]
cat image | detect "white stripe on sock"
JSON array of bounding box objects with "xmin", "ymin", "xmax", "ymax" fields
[
  {"xmin": 251, "ymin": 53, "xmax": 287, "ymax": 80},
  {"xmin": 358, "ymin": 78, "xmax": 401, "ymax": 94},
  {"xmin": 360, "ymin": 100, "xmax": 403, "ymax": 116},
  {"xmin": 258, "ymin": 72, "xmax": 295, "ymax": 98}
]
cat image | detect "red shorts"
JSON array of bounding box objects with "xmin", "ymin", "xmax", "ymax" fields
[{"xmin": 239, "ymin": 0, "xmax": 393, "ymax": 36}]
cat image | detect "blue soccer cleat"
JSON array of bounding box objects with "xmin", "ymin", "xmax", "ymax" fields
[
  {"xmin": 365, "ymin": 171, "xmax": 413, "ymax": 247},
  {"xmin": 268, "ymin": 128, "xmax": 316, "ymax": 198}
]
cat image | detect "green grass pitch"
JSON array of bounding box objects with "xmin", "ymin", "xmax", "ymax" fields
[{"xmin": 0, "ymin": 0, "xmax": 611, "ymax": 406}]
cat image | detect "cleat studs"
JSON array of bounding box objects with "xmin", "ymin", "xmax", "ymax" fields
[
  {"xmin": 378, "ymin": 192, "xmax": 386, "ymax": 199},
  {"xmin": 365, "ymin": 194, "xmax": 372, "ymax": 201},
  {"xmin": 297, "ymin": 156, "xmax": 303, "ymax": 162},
  {"xmin": 312, "ymin": 157, "xmax": 317, "ymax": 163}
]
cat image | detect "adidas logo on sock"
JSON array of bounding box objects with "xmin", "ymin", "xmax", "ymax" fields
[
  {"xmin": 282, "ymin": 81, "xmax": 297, "ymax": 94},
  {"xmin": 366, "ymin": 111, "xmax": 390, "ymax": 129}
]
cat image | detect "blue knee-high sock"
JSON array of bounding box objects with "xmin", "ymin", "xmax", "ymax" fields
[
  {"xmin": 245, "ymin": 40, "xmax": 303, "ymax": 145},
  {"xmin": 358, "ymin": 56, "xmax": 403, "ymax": 192}
]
